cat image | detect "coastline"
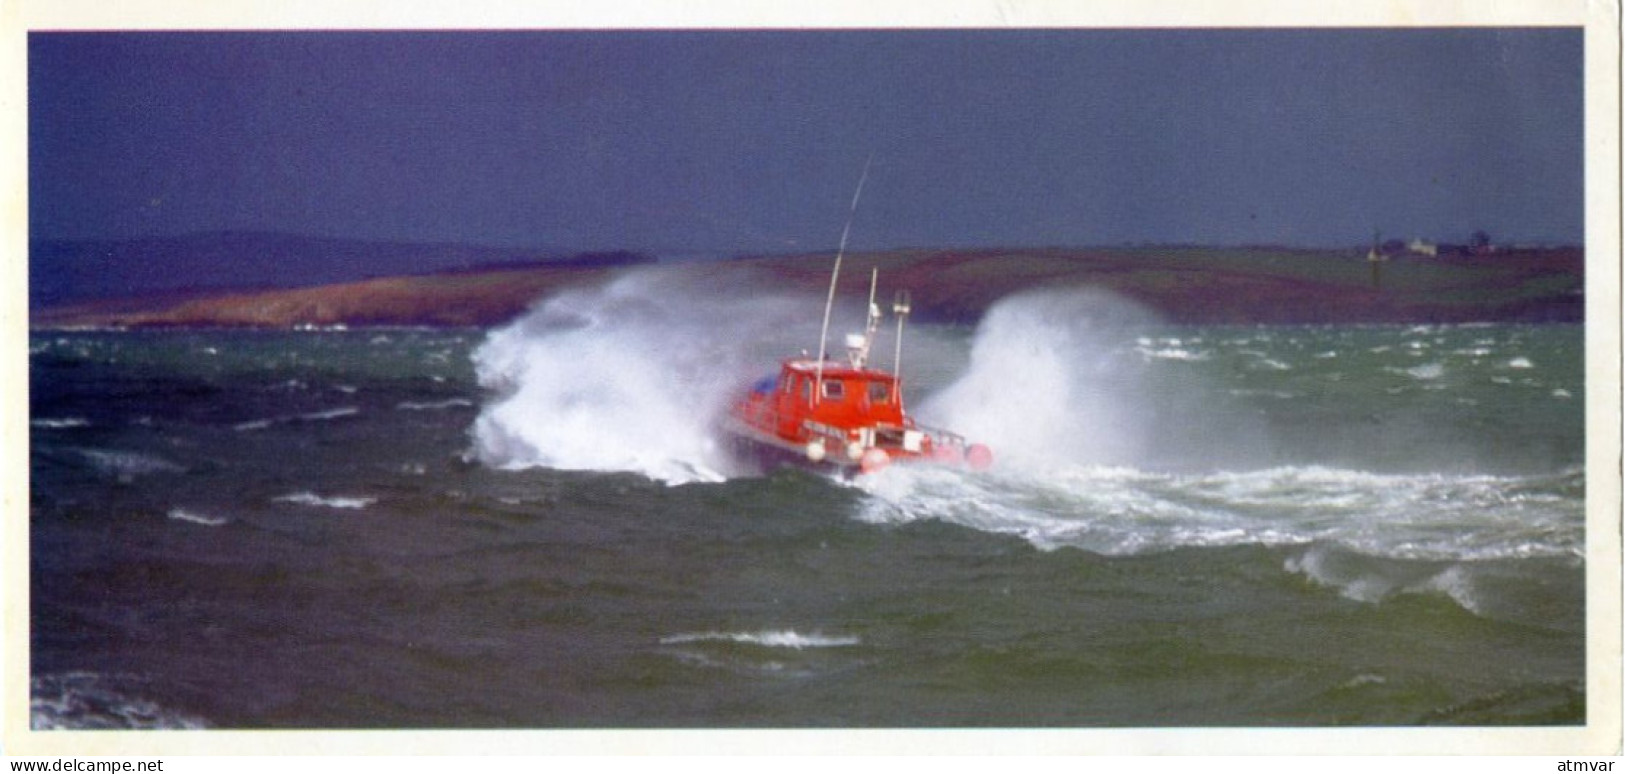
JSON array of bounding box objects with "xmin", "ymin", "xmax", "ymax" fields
[{"xmin": 29, "ymin": 245, "xmax": 1583, "ymax": 330}]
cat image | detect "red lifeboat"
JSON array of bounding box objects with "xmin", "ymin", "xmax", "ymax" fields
[
  {"xmin": 724, "ymin": 159, "xmax": 990, "ymax": 475},
  {"xmin": 723, "ymin": 272, "xmax": 992, "ymax": 476}
]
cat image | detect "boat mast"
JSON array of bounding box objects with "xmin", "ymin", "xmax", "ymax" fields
[
  {"xmin": 848, "ymin": 267, "xmax": 880, "ymax": 369},
  {"xmin": 814, "ymin": 154, "xmax": 873, "ymax": 405},
  {"xmin": 892, "ymin": 288, "xmax": 911, "ymax": 379}
]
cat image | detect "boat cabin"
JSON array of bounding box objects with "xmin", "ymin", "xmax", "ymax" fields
[
  {"xmin": 769, "ymin": 359, "xmax": 904, "ymax": 431},
  {"xmin": 731, "ymin": 355, "xmax": 936, "ymax": 465}
]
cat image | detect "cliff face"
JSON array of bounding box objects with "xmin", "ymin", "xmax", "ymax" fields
[{"xmin": 29, "ymin": 246, "xmax": 1584, "ymax": 329}]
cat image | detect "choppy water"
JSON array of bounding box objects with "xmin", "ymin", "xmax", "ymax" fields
[{"xmin": 30, "ymin": 277, "xmax": 1587, "ymax": 728}]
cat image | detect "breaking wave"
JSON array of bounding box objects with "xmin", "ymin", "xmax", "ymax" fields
[
  {"xmin": 31, "ymin": 673, "xmax": 208, "ymax": 730},
  {"xmin": 856, "ymin": 463, "xmax": 1583, "ymax": 562},
  {"xmin": 469, "ymin": 269, "xmax": 816, "ymax": 484},
  {"xmin": 275, "ymin": 492, "xmax": 377, "ymax": 510},
  {"xmin": 917, "ymin": 287, "xmax": 1266, "ymax": 471},
  {"xmin": 659, "ymin": 630, "xmax": 861, "ymax": 649},
  {"xmin": 397, "ymin": 398, "xmax": 474, "ymax": 411},
  {"xmin": 235, "ymin": 406, "xmax": 360, "ymax": 432},
  {"xmin": 75, "ymin": 448, "xmax": 185, "ymax": 478},
  {"xmin": 657, "ymin": 629, "xmax": 867, "ymax": 679},
  {"xmin": 32, "ymin": 417, "xmax": 91, "ymax": 429},
  {"xmin": 167, "ymin": 508, "xmax": 229, "ymax": 527}
]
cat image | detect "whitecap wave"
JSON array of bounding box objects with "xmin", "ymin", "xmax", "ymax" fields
[
  {"xmin": 1402, "ymin": 362, "xmax": 1445, "ymax": 380},
  {"xmin": 31, "ymin": 673, "xmax": 207, "ymax": 730},
  {"xmin": 1135, "ymin": 346, "xmax": 1210, "ymax": 362},
  {"xmin": 659, "ymin": 630, "xmax": 861, "ymax": 649},
  {"xmin": 855, "ymin": 462, "xmax": 1582, "ymax": 562},
  {"xmin": 235, "ymin": 406, "xmax": 360, "ymax": 431},
  {"xmin": 32, "ymin": 417, "xmax": 90, "ymax": 429},
  {"xmin": 275, "ymin": 492, "xmax": 377, "ymax": 510},
  {"xmin": 1417, "ymin": 564, "xmax": 1484, "ymax": 615},
  {"xmin": 301, "ymin": 407, "xmax": 359, "ymax": 421},
  {"xmin": 1253, "ymin": 357, "xmax": 1292, "ymax": 371},
  {"xmin": 1284, "ymin": 545, "xmax": 1489, "ymax": 615},
  {"xmin": 397, "ymin": 398, "xmax": 475, "ymax": 411},
  {"xmin": 75, "ymin": 448, "xmax": 185, "ymax": 477},
  {"xmin": 167, "ymin": 508, "xmax": 228, "ymax": 527}
]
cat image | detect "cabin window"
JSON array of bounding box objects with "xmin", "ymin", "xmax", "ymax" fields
[
  {"xmin": 868, "ymin": 381, "xmax": 892, "ymax": 404},
  {"xmin": 821, "ymin": 380, "xmax": 845, "ymax": 401},
  {"xmin": 800, "ymin": 377, "xmax": 812, "ymax": 403}
]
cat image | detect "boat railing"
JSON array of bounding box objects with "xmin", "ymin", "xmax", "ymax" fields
[{"xmin": 912, "ymin": 421, "xmax": 967, "ymax": 449}]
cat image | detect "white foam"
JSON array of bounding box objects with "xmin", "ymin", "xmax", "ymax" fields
[
  {"xmin": 1229, "ymin": 388, "xmax": 1299, "ymax": 399},
  {"xmin": 166, "ymin": 508, "xmax": 228, "ymax": 527},
  {"xmin": 32, "ymin": 417, "xmax": 90, "ymax": 429},
  {"xmin": 659, "ymin": 630, "xmax": 861, "ymax": 649},
  {"xmin": 1417, "ymin": 564, "xmax": 1484, "ymax": 615},
  {"xmin": 1136, "ymin": 346, "xmax": 1210, "ymax": 362},
  {"xmin": 1285, "ymin": 548, "xmax": 1490, "ymax": 615},
  {"xmin": 1403, "ymin": 362, "xmax": 1445, "ymax": 380},
  {"xmin": 76, "ymin": 449, "xmax": 185, "ymax": 477},
  {"xmin": 236, "ymin": 406, "xmax": 360, "ymax": 431},
  {"xmin": 300, "ymin": 407, "xmax": 359, "ymax": 422},
  {"xmin": 858, "ymin": 462, "xmax": 1581, "ymax": 562},
  {"xmin": 1283, "ymin": 546, "xmax": 1397, "ymax": 603},
  {"xmin": 397, "ymin": 398, "xmax": 475, "ymax": 411},
  {"xmin": 275, "ymin": 492, "xmax": 377, "ymax": 510},
  {"xmin": 1341, "ymin": 674, "xmax": 1388, "ymax": 689},
  {"xmin": 1507, "ymin": 357, "xmax": 1534, "ymax": 369},
  {"xmin": 31, "ymin": 673, "xmax": 208, "ymax": 730}
]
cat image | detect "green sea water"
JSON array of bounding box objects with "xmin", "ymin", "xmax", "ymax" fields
[{"xmin": 29, "ymin": 281, "xmax": 1586, "ymax": 730}]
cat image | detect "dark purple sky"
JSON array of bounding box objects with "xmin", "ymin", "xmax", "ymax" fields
[{"xmin": 29, "ymin": 28, "xmax": 1583, "ymax": 254}]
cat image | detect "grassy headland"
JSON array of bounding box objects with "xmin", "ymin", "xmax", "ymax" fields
[{"xmin": 30, "ymin": 245, "xmax": 1583, "ymax": 329}]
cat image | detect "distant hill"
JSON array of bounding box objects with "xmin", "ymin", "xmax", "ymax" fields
[
  {"xmin": 27, "ymin": 232, "xmax": 636, "ymax": 308},
  {"xmin": 29, "ymin": 245, "xmax": 1584, "ymax": 329}
]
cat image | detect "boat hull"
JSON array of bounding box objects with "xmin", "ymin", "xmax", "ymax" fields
[
  {"xmin": 721, "ymin": 414, "xmax": 862, "ymax": 476},
  {"xmin": 721, "ymin": 409, "xmax": 989, "ymax": 477}
]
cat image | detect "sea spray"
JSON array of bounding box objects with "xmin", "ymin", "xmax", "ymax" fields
[
  {"xmin": 469, "ymin": 269, "xmax": 819, "ymax": 484},
  {"xmin": 869, "ymin": 291, "xmax": 1582, "ymax": 570},
  {"xmin": 470, "ymin": 279, "xmax": 1273, "ymax": 482},
  {"xmin": 917, "ymin": 287, "xmax": 1264, "ymax": 471}
]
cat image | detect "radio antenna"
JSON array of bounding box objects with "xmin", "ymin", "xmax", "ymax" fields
[{"xmin": 813, "ymin": 154, "xmax": 873, "ymax": 404}]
